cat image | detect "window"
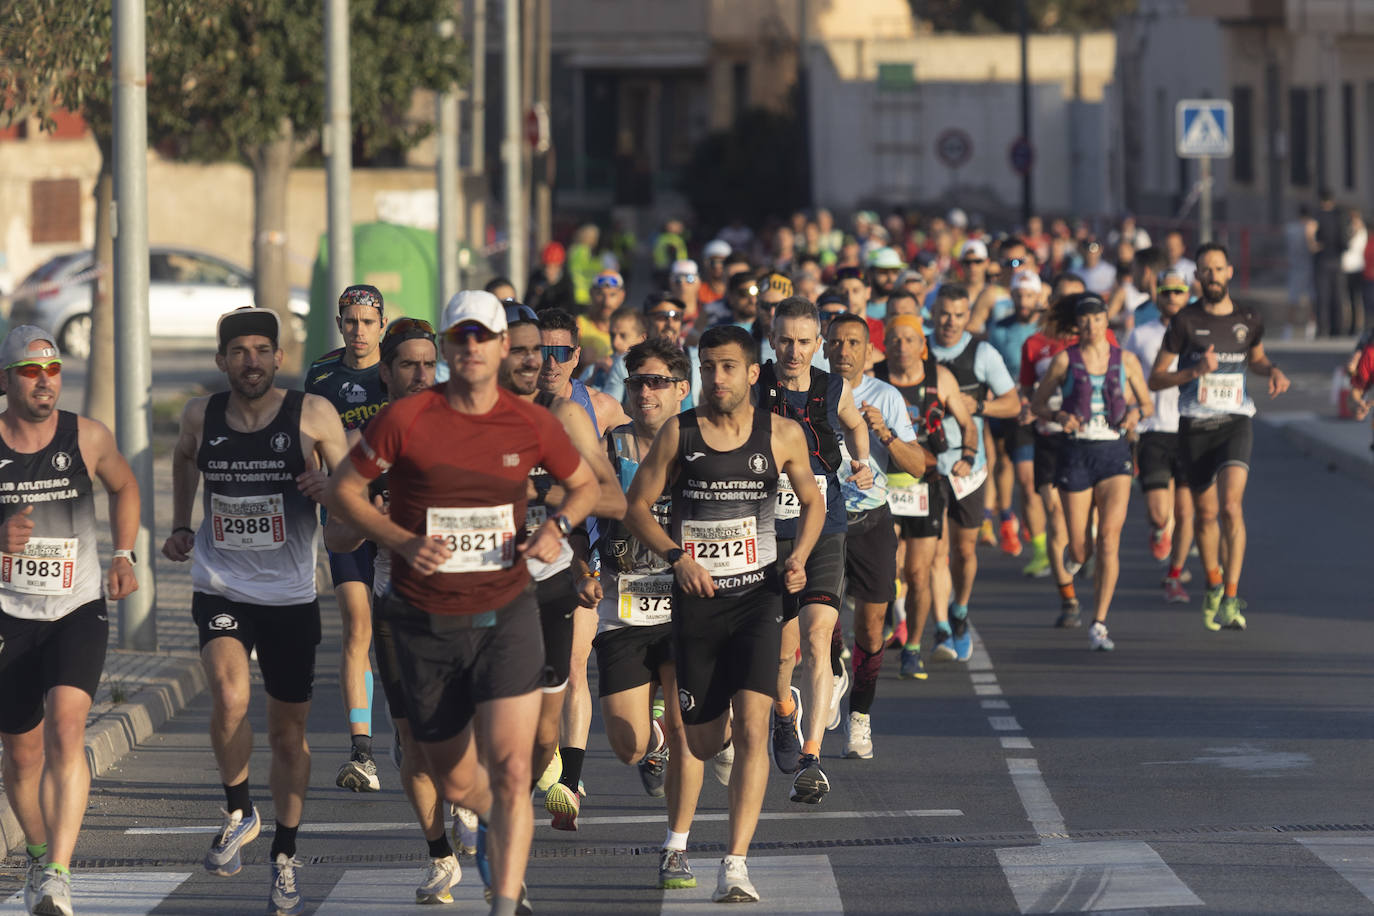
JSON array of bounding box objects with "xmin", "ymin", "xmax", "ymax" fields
[
  {"xmin": 1289, "ymin": 88, "xmax": 1310, "ymax": 187},
  {"xmin": 1343, "ymin": 82, "xmax": 1356, "ymax": 190},
  {"xmin": 1233, "ymin": 85, "xmax": 1254, "ymax": 184},
  {"xmin": 29, "ymin": 178, "xmax": 81, "ymax": 244},
  {"xmin": 1315, "ymin": 85, "xmax": 1327, "ymax": 189}
]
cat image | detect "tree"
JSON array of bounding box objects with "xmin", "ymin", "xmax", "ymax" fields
[
  {"xmin": 152, "ymin": 0, "xmax": 465, "ymax": 370},
  {"xmin": 1, "ymin": 2, "xmax": 119, "ymax": 427},
  {"xmin": 680, "ymin": 107, "xmax": 809, "ymax": 235}
]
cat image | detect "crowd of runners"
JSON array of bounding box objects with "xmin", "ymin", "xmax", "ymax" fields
[{"xmin": 0, "ymin": 207, "xmax": 1291, "ymax": 916}]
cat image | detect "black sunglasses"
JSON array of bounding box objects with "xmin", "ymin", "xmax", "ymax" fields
[
  {"xmin": 626, "ymin": 374, "xmax": 685, "ymax": 390},
  {"xmin": 540, "ymin": 344, "xmax": 577, "ymax": 362}
]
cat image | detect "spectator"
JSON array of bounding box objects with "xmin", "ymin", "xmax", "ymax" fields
[
  {"xmin": 1313, "ymin": 189, "xmax": 1349, "ymax": 337},
  {"xmin": 1343, "ymin": 209, "xmax": 1367, "ymax": 338},
  {"xmin": 568, "ymin": 223, "xmax": 603, "ymax": 309},
  {"xmin": 699, "ymin": 239, "xmax": 732, "ymax": 308},
  {"xmin": 526, "ymin": 242, "xmax": 576, "ymax": 313},
  {"xmin": 1164, "ymin": 229, "xmax": 1196, "ymax": 288},
  {"xmin": 1078, "ymin": 239, "xmax": 1117, "ymax": 296}
]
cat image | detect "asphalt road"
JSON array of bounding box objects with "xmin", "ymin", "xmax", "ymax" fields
[{"xmin": 6, "ymin": 340, "xmax": 1370, "ymax": 915}]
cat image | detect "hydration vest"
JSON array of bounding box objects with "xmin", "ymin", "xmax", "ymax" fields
[
  {"xmin": 876, "ymin": 356, "xmax": 950, "ymax": 456},
  {"xmin": 1063, "ymin": 344, "xmax": 1128, "ymax": 427},
  {"xmin": 756, "ymin": 361, "xmax": 843, "ymax": 473}
]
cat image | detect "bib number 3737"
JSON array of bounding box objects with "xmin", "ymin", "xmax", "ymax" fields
[{"xmin": 427, "ymin": 504, "xmax": 516, "ymax": 573}]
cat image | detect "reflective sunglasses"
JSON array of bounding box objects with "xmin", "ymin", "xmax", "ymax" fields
[
  {"xmin": 733, "ymin": 284, "xmax": 759, "ymax": 297},
  {"xmin": 443, "ymin": 323, "xmax": 501, "ymax": 345},
  {"xmin": 11, "ymin": 360, "xmax": 61, "ymax": 379},
  {"xmin": 540, "ymin": 344, "xmax": 577, "ymax": 363},
  {"xmin": 647, "ymin": 308, "xmax": 683, "ymax": 321},
  {"xmin": 820, "ymin": 308, "xmax": 849, "ymax": 324},
  {"xmin": 626, "ymin": 374, "xmax": 685, "ymax": 390},
  {"xmin": 1004, "ymin": 257, "xmax": 1026, "ymax": 270},
  {"xmin": 384, "ymin": 317, "xmax": 435, "ymax": 339},
  {"xmin": 1160, "ymin": 287, "xmax": 1190, "ymax": 295},
  {"xmin": 594, "ymin": 275, "xmax": 624, "ymax": 289},
  {"xmin": 672, "ymin": 273, "xmax": 699, "ymax": 284}
]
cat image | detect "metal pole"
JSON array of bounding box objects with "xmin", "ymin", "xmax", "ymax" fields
[
  {"xmin": 112, "ymin": 0, "xmax": 155, "ymax": 650},
  {"xmin": 797, "ymin": 0, "xmax": 812, "ymax": 207},
  {"xmin": 325, "ymin": 0, "xmax": 352, "ymax": 341},
  {"xmin": 534, "ymin": 0, "xmax": 552, "ymax": 249},
  {"xmin": 471, "ymin": 0, "xmax": 486, "ymax": 175},
  {"xmin": 438, "ymin": 86, "xmax": 462, "ymax": 308},
  {"xmin": 1019, "ymin": 0, "xmax": 1032, "ymax": 224},
  {"xmin": 503, "ymin": 0, "xmax": 527, "ymax": 286},
  {"xmin": 1199, "ymin": 155, "xmax": 1213, "ymax": 244}
]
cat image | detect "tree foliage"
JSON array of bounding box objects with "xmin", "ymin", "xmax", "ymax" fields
[
  {"xmin": 0, "ymin": 2, "xmax": 114, "ymax": 136},
  {"xmin": 911, "ymin": 0, "xmax": 1138, "ymax": 33},
  {"xmin": 680, "ymin": 107, "xmax": 808, "ymax": 234}
]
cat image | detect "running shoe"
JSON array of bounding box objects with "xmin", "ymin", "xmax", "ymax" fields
[
  {"xmin": 416, "ymin": 854, "xmax": 460, "ymax": 905},
  {"xmin": 24, "ymin": 853, "xmax": 43, "ymax": 913},
  {"xmin": 843, "ymin": 711, "xmax": 873, "ymax": 759},
  {"xmin": 451, "ymin": 804, "xmax": 479, "ymax": 856},
  {"xmin": 481, "ymin": 883, "xmax": 532, "ymax": 914},
  {"xmin": 712, "ymin": 856, "xmax": 760, "ymax": 903},
  {"xmin": 1201, "ymin": 583, "xmax": 1224, "ymax": 631},
  {"xmin": 31, "ymin": 867, "xmax": 72, "ymax": 916},
  {"xmin": 978, "ymin": 516, "xmax": 997, "ymax": 547},
  {"xmin": 659, "ymin": 848, "xmax": 697, "ymax": 889},
  {"xmin": 898, "ymin": 647, "xmax": 927, "ymax": 680},
  {"xmin": 1089, "ymin": 621, "xmax": 1115, "ymax": 652},
  {"xmin": 268, "ymin": 854, "xmax": 304, "ymax": 916},
  {"xmin": 1163, "ymin": 578, "xmax": 1189, "ymax": 604},
  {"xmin": 638, "ymin": 727, "xmax": 669, "ymax": 799},
  {"xmin": 336, "ymin": 746, "xmax": 381, "ymax": 792},
  {"xmin": 710, "ymin": 739, "xmax": 735, "ymax": 787},
  {"xmin": 790, "ymin": 754, "xmax": 831, "ymax": 805},
  {"xmin": 999, "ymin": 518, "xmax": 1022, "ymax": 556},
  {"xmin": 931, "ymin": 629, "xmax": 957, "ymax": 661},
  {"xmin": 1150, "ymin": 527, "xmax": 1171, "ymax": 562},
  {"xmin": 884, "ymin": 618, "xmax": 908, "ymax": 649},
  {"xmin": 769, "ymin": 686, "xmax": 804, "ymax": 774},
  {"xmin": 1054, "ymin": 598, "xmax": 1081, "ymax": 629},
  {"xmin": 545, "ymin": 781, "xmax": 581, "ymax": 831},
  {"xmin": 1219, "ymin": 596, "xmax": 1248, "ymax": 630},
  {"xmin": 950, "ymin": 617, "xmax": 973, "ymax": 662},
  {"xmin": 535, "ymin": 746, "xmax": 562, "ymax": 793},
  {"xmin": 826, "ymin": 666, "xmax": 850, "ymax": 731},
  {"xmin": 204, "ymin": 805, "xmax": 260, "ymax": 876},
  {"xmin": 1022, "ymin": 550, "xmax": 1051, "ymax": 578}
]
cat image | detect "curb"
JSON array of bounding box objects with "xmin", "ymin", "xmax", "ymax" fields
[
  {"xmin": 1267, "ymin": 419, "xmax": 1374, "ymax": 488},
  {"xmin": 0, "ymin": 654, "xmax": 207, "ymax": 856}
]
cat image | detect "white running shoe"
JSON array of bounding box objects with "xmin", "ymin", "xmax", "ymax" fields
[
  {"xmin": 1089, "ymin": 621, "xmax": 1115, "ymax": 652},
  {"xmin": 450, "ymin": 804, "xmax": 479, "ymax": 856},
  {"xmin": 711, "ymin": 855, "xmax": 760, "ymax": 903},
  {"xmin": 416, "ymin": 854, "xmax": 460, "ymax": 905},
  {"xmin": 843, "ymin": 710, "xmax": 873, "ymax": 759},
  {"xmin": 826, "ymin": 665, "xmax": 850, "ymax": 731}
]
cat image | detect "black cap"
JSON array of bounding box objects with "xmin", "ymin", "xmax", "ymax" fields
[
  {"xmin": 1072, "ymin": 292, "xmax": 1108, "ymax": 316},
  {"xmin": 643, "ymin": 291, "xmax": 686, "ymax": 313},
  {"xmin": 817, "ymin": 289, "xmax": 849, "ymax": 309},
  {"xmin": 216, "ymin": 308, "xmax": 279, "ymax": 352}
]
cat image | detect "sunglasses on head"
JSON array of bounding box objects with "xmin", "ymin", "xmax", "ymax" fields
[
  {"xmin": 626, "ymin": 374, "xmax": 685, "ymax": 390},
  {"xmin": 11, "ymin": 360, "xmax": 61, "ymax": 379},
  {"xmin": 384, "ymin": 317, "xmax": 435, "ymax": 338},
  {"xmin": 1161, "ymin": 288, "xmax": 1189, "ymax": 295},
  {"xmin": 540, "ymin": 344, "xmax": 577, "ymax": 363},
  {"xmin": 443, "ymin": 323, "xmax": 501, "ymax": 345}
]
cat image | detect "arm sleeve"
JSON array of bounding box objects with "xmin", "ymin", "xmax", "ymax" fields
[
  {"xmin": 975, "ymin": 341, "xmax": 1016, "ymax": 397},
  {"xmin": 535, "ymin": 409, "xmax": 583, "ymax": 482}
]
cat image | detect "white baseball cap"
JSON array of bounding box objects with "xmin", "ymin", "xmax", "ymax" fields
[
  {"xmin": 961, "ymin": 239, "xmax": 989, "ymax": 261},
  {"xmin": 440, "ymin": 290, "xmax": 507, "ymax": 334},
  {"xmin": 670, "ymin": 259, "xmax": 699, "ymax": 278},
  {"xmin": 703, "ymin": 239, "xmax": 731, "ymax": 259},
  {"xmin": 947, "ymin": 207, "xmax": 969, "ymax": 229},
  {"xmin": 1010, "ymin": 270, "xmax": 1043, "ymax": 293}
]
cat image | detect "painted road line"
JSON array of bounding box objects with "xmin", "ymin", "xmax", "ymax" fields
[
  {"xmin": 975, "ymin": 684, "xmax": 1004, "ymax": 696},
  {"xmin": 1001, "ymin": 737, "xmax": 1034, "ymax": 750},
  {"xmin": 989, "ymin": 716, "xmax": 1022, "ymax": 731},
  {"xmin": 996, "ymin": 841, "xmax": 1204, "ymax": 913},
  {"xmin": 315, "ymin": 867, "xmax": 486, "ymax": 913},
  {"xmin": 1006, "ymin": 759, "xmax": 1068, "ymax": 840},
  {"xmin": 125, "ymin": 808, "xmax": 965, "ymax": 836},
  {"xmin": 1, "ymin": 872, "xmax": 190, "ymax": 916},
  {"xmin": 1298, "ymin": 838, "xmax": 1374, "ymax": 905},
  {"xmin": 971, "ymin": 672, "xmax": 999, "ymax": 683},
  {"xmin": 983, "ymin": 699, "xmax": 1011, "ymax": 709},
  {"xmin": 660, "ymin": 854, "xmax": 842, "ymax": 914}
]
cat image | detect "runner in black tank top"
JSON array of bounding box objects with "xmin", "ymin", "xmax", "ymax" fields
[
  {"xmin": 0, "ymin": 325, "xmax": 140, "ymax": 916},
  {"xmin": 621, "ymin": 325, "xmax": 824, "ymax": 904}
]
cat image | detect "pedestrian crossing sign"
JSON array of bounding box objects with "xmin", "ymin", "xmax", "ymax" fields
[{"xmin": 1176, "ymin": 99, "xmax": 1233, "ymax": 158}]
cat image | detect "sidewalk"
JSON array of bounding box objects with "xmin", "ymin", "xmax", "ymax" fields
[{"xmin": 1259, "ymin": 410, "xmax": 1374, "ymax": 487}]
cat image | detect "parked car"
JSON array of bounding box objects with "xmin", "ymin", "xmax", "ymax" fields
[{"xmin": 7, "ymin": 247, "xmax": 310, "ymax": 359}]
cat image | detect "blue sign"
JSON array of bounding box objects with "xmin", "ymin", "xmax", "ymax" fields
[{"xmin": 1176, "ymin": 100, "xmax": 1233, "ymax": 158}]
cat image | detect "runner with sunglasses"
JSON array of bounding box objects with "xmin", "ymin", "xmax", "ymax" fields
[
  {"xmin": 304, "ymin": 284, "xmax": 390, "ymax": 793},
  {"xmin": 322, "ymin": 318, "xmax": 467, "ymax": 904},
  {"xmin": 0, "ymin": 326, "xmax": 141, "ymax": 916},
  {"xmin": 496, "ymin": 303, "xmax": 625, "ymax": 832},
  {"xmin": 326, "ymin": 291, "xmax": 600, "ymax": 916},
  {"xmin": 578, "ymin": 270, "xmax": 626, "ymax": 372},
  {"xmin": 970, "ymin": 237, "xmax": 1034, "ymax": 333}
]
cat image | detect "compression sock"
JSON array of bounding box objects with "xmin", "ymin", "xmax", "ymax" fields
[
  {"xmin": 427, "ymin": 833, "xmax": 454, "ymax": 860},
  {"xmin": 850, "ymin": 644, "xmax": 884, "ymax": 715},
  {"xmin": 557, "ymin": 748, "xmax": 585, "ymax": 792},
  {"xmin": 270, "ymin": 823, "xmax": 298, "ymax": 860},
  {"xmin": 224, "ymin": 780, "xmax": 252, "ymax": 819}
]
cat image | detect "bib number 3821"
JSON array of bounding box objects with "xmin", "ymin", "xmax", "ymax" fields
[
  {"xmin": 1, "ymin": 537, "xmax": 78, "ymax": 596},
  {"xmin": 427, "ymin": 504, "xmax": 516, "ymax": 573}
]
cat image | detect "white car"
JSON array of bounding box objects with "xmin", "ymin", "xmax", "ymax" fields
[{"xmin": 7, "ymin": 247, "xmax": 309, "ymax": 359}]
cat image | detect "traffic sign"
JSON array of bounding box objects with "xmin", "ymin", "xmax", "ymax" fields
[
  {"xmin": 1009, "ymin": 137, "xmax": 1034, "ymax": 176},
  {"xmin": 935, "ymin": 128, "xmax": 973, "ymax": 169},
  {"xmin": 1176, "ymin": 99, "xmax": 1232, "ymax": 158}
]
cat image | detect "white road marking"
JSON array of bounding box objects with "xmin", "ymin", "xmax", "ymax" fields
[
  {"xmin": 972, "ymin": 672, "xmax": 1000, "ymax": 683},
  {"xmin": 996, "ymin": 841, "xmax": 1204, "ymax": 913},
  {"xmin": 660, "ymin": 854, "xmax": 842, "ymax": 914},
  {"xmin": 983, "ymin": 699, "xmax": 1012, "ymax": 709},
  {"xmin": 1006, "ymin": 758, "xmax": 1068, "ymax": 840},
  {"xmin": 1, "ymin": 872, "xmax": 190, "ymax": 916},
  {"xmin": 124, "ymin": 808, "xmax": 964, "ymax": 836},
  {"xmin": 1298, "ymin": 838, "xmax": 1374, "ymax": 905},
  {"xmin": 315, "ymin": 867, "xmax": 485, "ymax": 912},
  {"xmin": 975, "ymin": 684, "xmax": 1004, "ymax": 696},
  {"xmin": 989, "ymin": 716, "xmax": 1022, "ymax": 731},
  {"xmin": 1001, "ymin": 737, "xmax": 1034, "ymax": 750}
]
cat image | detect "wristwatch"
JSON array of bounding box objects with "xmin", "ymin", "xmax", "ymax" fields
[
  {"xmin": 665, "ymin": 548, "xmax": 686, "ymax": 565},
  {"xmin": 550, "ymin": 513, "xmax": 574, "ymax": 537},
  {"xmin": 112, "ymin": 549, "xmax": 137, "ymax": 566}
]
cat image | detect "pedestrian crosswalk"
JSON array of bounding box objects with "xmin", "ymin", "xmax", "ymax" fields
[{"xmin": 6, "ymin": 837, "xmax": 1374, "ymax": 914}]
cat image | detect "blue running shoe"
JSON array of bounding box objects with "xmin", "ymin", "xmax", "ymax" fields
[
  {"xmin": 268, "ymin": 854, "xmax": 304, "ymax": 916},
  {"xmin": 951, "ymin": 617, "xmax": 972, "ymax": 662},
  {"xmin": 898, "ymin": 647, "xmax": 927, "ymax": 680},
  {"xmin": 769, "ymin": 686, "xmax": 803, "ymax": 774},
  {"xmin": 204, "ymin": 805, "xmax": 260, "ymax": 877}
]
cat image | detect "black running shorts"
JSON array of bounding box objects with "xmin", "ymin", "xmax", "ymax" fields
[
  {"xmin": 843, "ymin": 505, "xmax": 897, "ymax": 603},
  {"xmin": 1181, "ymin": 415, "xmax": 1253, "ymax": 492},
  {"xmin": 374, "ymin": 585, "xmax": 544, "ymax": 743},
  {"xmin": 1137, "ymin": 431, "xmax": 1187, "ymax": 492},
  {"xmin": 1033, "ymin": 432, "xmax": 1064, "ymax": 490},
  {"xmin": 672, "ymin": 585, "xmax": 782, "ymax": 726},
  {"xmin": 0, "ymin": 600, "xmax": 108, "ymax": 735},
  {"xmin": 593, "ymin": 622, "xmax": 674, "ymax": 698},
  {"xmin": 193, "ymin": 592, "xmax": 321, "ymax": 704},
  {"xmin": 942, "ymin": 474, "xmax": 987, "ymax": 530},
  {"xmin": 776, "ymin": 531, "xmax": 846, "ymax": 621},
  {"xmin": 535, "ymin": 566, "xmax": 580, "ymax": 692},
  {"xmin": 894, "ymin": 473, "xmax": 946, "ymax": 540}
]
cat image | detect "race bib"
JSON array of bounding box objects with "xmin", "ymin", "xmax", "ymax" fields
[
  {"xmin": 211, "ymin": 493, "xmax": 286, "ymax": 551},
  {"xmin": 524, "ymin": 504, "xmax": 548, "ymax": 535},
  {"xmin": 948, "ymin": 464, "xmax": 989, "ymax": 502},
  {"xmin": 775, "ymin": 474, "xmax": 827, "ymax": 520},
  {"xmin": 1197, "ymin": 373, "xmax": 1245, "ymax": 410},
  {"xmin": 617, "ymin": 573, "xmax": 673, "ymax": 626},
  {"xmin": 682, "ymin": 516, "xmax": 760, "ymax": 577},
  {"xmin": 427, "ymin": 504, "xmax": 516, "ymax": 573},
  {"xmin": 1076, "ymin": 414, "xmax": 1121, "ymax": 441},
  {"xmin": 887, "ymin": 480, "xmax": 930, "ymax": 518},
  {"xmin": 1, "ymin": 537, "xmax": 78, "ymax": 596}
]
